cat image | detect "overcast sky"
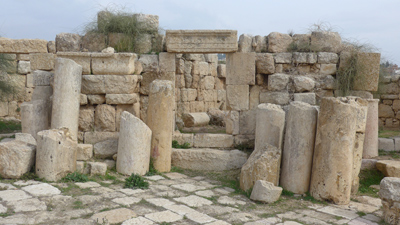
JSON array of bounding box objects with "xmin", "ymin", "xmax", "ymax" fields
[{"xmin": 0, "ymin": 0, "xmax": 399, "ymax": 65}]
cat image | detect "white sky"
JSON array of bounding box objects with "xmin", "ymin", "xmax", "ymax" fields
[{"xmin": 0, "ymin": 0, "xmax": 399, "ymax": 65}]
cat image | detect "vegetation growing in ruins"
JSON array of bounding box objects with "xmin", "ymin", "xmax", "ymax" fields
[
  {"xmin": 358, "ymin": 169, "xmax": 384, "ymax": 197},
  {"xmin": 0, "ymin": 119, "xmax": 21, "ymax": 134},
  {"xmin": 62, "ymin": 172, "xmax": 89, "ymax": 182},
  {"xmin": 171, "ymin": 140, "xmax": 190, "ymax": 149},
  {"xmin": 0, "ymin": 53, "xmax": 15, "ymax": 97},
  {"xmin": 124, "ymin": 173, "xmax": 149, "ymax": 189},
  {"xmin": 83, "ymin": 6, "xmax": 160, "ymax": 52}
]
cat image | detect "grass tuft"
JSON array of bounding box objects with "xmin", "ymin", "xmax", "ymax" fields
[
  {"xmin": 61, "ymin": 172, "xmax": 89, "ymax": 183},
  {"xmin": 124, "ymin": 174, "xmax": 149, "ymax": 189},
  {"xmin": 172, "ymin": 140, "xmax": 190, "ymax": 149},
  {"xmin": 0, "ymin": 120, "xmax": 21, "ymax": 134},
  {"xmin": 358, "ymin": 169, "xmax": 384, "ymax": 197}
]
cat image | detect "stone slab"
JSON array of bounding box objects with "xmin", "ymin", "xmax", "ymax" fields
[{"xmin": 21, "ymin": 183, "xmax": 61, "ymax": 197}]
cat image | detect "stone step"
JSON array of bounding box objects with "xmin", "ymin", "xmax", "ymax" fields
[{"xmin": 171, "ymin": 148, "xmax": 248, "ymax": 171}]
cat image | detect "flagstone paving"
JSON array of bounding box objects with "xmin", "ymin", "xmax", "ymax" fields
[{"xmin": 0, "ymin": 171, "xmax": 384, "ymax": 224}]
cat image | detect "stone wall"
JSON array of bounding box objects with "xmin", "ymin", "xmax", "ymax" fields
[{"xmin": 377, "ymin": 75, "xmax": 400, "ymax": 129}]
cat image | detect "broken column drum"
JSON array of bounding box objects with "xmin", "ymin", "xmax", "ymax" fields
[
  {"xmin": 147, "ymin": 80, "xmax": 174, "ymax": 172},
  {"xmin": 309, "ymin": 97, "xmax": 359, "ymax": 205},
  {"xmin": 21, "ymin": 100, "xmax": 49, "ymax": 139},
  {"xmin": 51, "ymin": 58, "xmax": 82, "ymax": 141},
  {"xmin": 363, "ymin": 99, "xmax": 379, "ymax": 158},
  {"xmin": 117, "ymin": 111, "xmax": 152, "ymax": 176},
  {"xmin": 255, "ymin": 103, "xmax": 285, "ymax": 150},
  {"xmin": 280, "ymin": 101, "xmax": 318, "ymax": 194}
]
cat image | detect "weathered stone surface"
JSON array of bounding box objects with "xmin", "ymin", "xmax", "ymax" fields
[
  {"xmin": 376, "ymin": 160, "xmax": 400, "ymax": 177},
  {"xmin": 379, "ymin": 104, "xmax": 394, "ymax": 118},
  {"xmin": 17, "ymin": 61, "xmax": 30, "ymax": 74},
  {"xmin": 94, "ymin": 104, "xmax": 116, "ymax": 132},
  {"xmin": 293, "ymin": 93, "xmax": 316, "ymax": 105},
  {"xmin": 15, "ymin": 133, "xmax": 36, "ymax": 145},
  {"xmin": 217, "ymin": 64, "xmax": 226, "ymax": 79},
  {"xmin": 77, "ymin": 144, "xmax": 93, "ymax": 161},
  {"xmin": 318, "ymin": 52, "xmax": 339, "ymax": 64},
  {"xmin": 253, "ymin": 35, "xmax": 268, "ymax": 53},
  {"xmin": 363, "ymin": 99, "xmax": 379, "ymax": 158},
  {"xmin": 94, "ymin": 139, "xmax": 118, "ymax": 159},
  {"xmin": 268, "ymin": 32, "xmax": 292, "ymax": 53},
  {"xmin": 310, "ymin": 31, "xmax": 341, "ymax": 53},
  {"xmin": 319, "ymin": 64, "xmax": 337, "ymax": 75},
  {"xmin": 83, "ymin": 75, "xmax": 140, "ymax": 95},
  {"xmin": 91, "ymin": 53, "xmax": 136, "ymax": 75},
  {"xmin": 0, "ymin": 38, "xmax": 48, "ymax": 53},
  {"xmin": 256, "ymin": 53, "xmax": 275, "ymax": 75},
  {"xmin": 226, "ymin": 85, "xmax": 249, "ymax": 110},
  {"xmin": 0, "ymin": 140, "xmax": 36, "ymax": 179},
  {"xmin": 147, "ymin": 80, "xmax": 174, "ymax": 172},
  {"xmin": 380, "ymin": 177, "xmax": 400, "ymax": 224},
  {"xmin": 32, "ymin": 70, "xmax": 54, "ymax": 86},
  {"xmin": 21, "ymin": 100, "xmax": 49, "ymax": 139},
  {"xmin": 88, "ymin": 162, "xmax": 107, "ymax": 175},
  {"xmin": 51, "ymin": 58, "xmax": 82, "ymax": 141},
  {"xmin": 172, "ymin": 148, "xmax": 247, "ymax": 171},
  {"xmin": 293, "ymin": 76, "xmax": 315, "ymax": 92},
  {"xmin": 139, "ymin": 54, "xmax": 159, "ymax": 72},
  {"xmin": 36, "ymin": 129, "xmax": 77, "ymax": 182},
  {"xmin": 260, "ymin": 92, "xmax": 290, "ymax": 105},
  {"xmin": 57, "ymin": 52, "xmax": 91, "ymax": 75},
  {"xmin": 280, "ymin": 102, "xmax": 318, "ymax": 194},
  {"xmin": 87, "ymin": 95, "xmax": 105, "ymax": 105},
  {"xmin": 225, "ymin": 111, "xmax": 239, "ymax": 135},
  {"xmin": 310, "ymin": 97, "xmax": 360, "ymax": 205},
  {"xmin": 379, "ymin": 138, "xmax": 395, "ymax": 151},
  {"xmin": 105, "ymin": 94, "xmax": 139, "ymax": 104},
  {"xmin": 30, "ymin": 53, "xmax": 55, "ymax": 71},
  {"xmin": 268, "ymin": 74, "xmax": 290, "ymax": 91},
  {"xmin": 250, "ymin": 180, "xmax": 283, "ymax": 203},
  {"xmin": 239, "ymin": 109, "xmax": 257, "ymax": 135},
  {"xmin": 79, "ymin": 106, "xmax": 94, "ymax": 132},
  {"xmin": 226, "ymin": 52, "xmax": 255, "ymax": 85},
  {"xmin": 117, "ymin": 111, "xmax": 152, "ymax": 176},
  {"xmin": 92, "ymin": 208, "xmax": 136, "ymax": 224},
  {"xmin": 255, "ymin": 103, "xmax": 285, "ymax": 150},
  {"xmin": 240, "ymin": 143, "xmax": 281, "ymax": 190},
  {"xmin": 81, "ymin": 32, "xmax": 107, "ymax": 52},
  {"xmin": 238, "ymin": 34, "xmax": 253, "ymax": 52},
  {"xmin": 21, "ymin": 183, "xmax": 61, "ymax": 197},
  {"xmin": 182, "ymin": 112, "xmax": 210, "ymax": 127},
  {"xmin": 353, "ymin": 53, "xmax": 381, "ymax": 92},
  {"xmin": 193, "ymin": 134, "xmax": 234, "ymax": 148},
  {"xmin": 166, "ymin": 30, "xmax": 238, "ymax": 53},
  {"xmin": 352, "ymin": 132, "xmax": 366, "ymax": 194},
  {"xmin": 80, "ymin": 94, "xmax": 88, "ymax": 105},
  {"xmin": 56, "ymin": 33, "xmax": 81, "ymax": 52}
]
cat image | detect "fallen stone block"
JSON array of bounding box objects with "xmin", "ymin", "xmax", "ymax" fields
[
  {"xmin": 377, "ymin": 160, "xmax": 400, "ymax": 178},
  {"xmin": 171, "ymin": 148, "xmax": 247, "ymax": 171},
  {"xmin": 250, "ymin": 180, "xmax": 282, "ymax": 203},
  {"xmin": 15, "ymin": 133, "xmax": 36, "ymax": 146},
  {"xmin": 182, "ymin": 112, "xmax": 210, "ymax": 127},
  {"xmin": 94, "ymin": 139, "xmax": 118, "ymax": 159},
  {"xmin": 0, "ymin": 140, "xmax": 36, "ymax": 179},
  {"xmin": 88, "ymin": 162, "xmax": 107, "ymax": 176}
]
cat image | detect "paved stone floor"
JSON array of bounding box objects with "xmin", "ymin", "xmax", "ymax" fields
[{"xmin": 0, "ymin": 172, "xmax": 384, "ymax": 225}]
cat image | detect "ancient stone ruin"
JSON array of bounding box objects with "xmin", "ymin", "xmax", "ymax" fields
[{"xmin": 0, "ymin": 11, "xmax": 395, "ymax": 224}]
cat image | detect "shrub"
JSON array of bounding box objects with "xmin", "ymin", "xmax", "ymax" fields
[{"xmin": 124, "ymin": 174, "xmax": 149, "ymax": 189}]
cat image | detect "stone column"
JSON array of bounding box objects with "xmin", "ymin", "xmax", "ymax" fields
[
  {"xmin": 117, "ymin": 111, "xmax": 152, "ymax": 176},
  {"xmin": 21, "ymin": 100, "xmax": 49, "ymax": 139},
  {"xmin": 147, "ymin": 80, "xmax": 174, "ymax": 172},
  {"xmin": 363, "ymin": 99, "xmax": 379, "ymax": 158},
  {"xmin": 280, "ymin": 101, "xmax": 318, "ymax": 194},
  {"xmin": 310, "ymin": 97, "xmax": 360, "ymax": 205},
  {"xmin": 255, "ymin": 103, "xmax": 285, "ymax": 150},
  {"xmin": 36, "ymin": 128, "xmax": 77, "ymax": 181},
  {"xmin": 51, "ymin": 58, "xmax": 82, "ymax": 141}
]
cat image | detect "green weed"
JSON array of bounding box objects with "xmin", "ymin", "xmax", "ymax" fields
[
  {"xmin": 281, "ymin": 189, "xmax": 295, "ymax": 197},
  {"xmin": 61, "ymin": 172, "xmax": 89, "ymax": 183},
  {"xmin": 172, "ymin": 140, "xmax": 190, "ymax": 149},
  {"xmin": 124, "ymin": 174, "xmax": 149, "ymax": 189},
  {"xmin": 358, "ymin": 169, "xmax": 384, "ymax": 197},
  {"xmin": 145, "ymin": 158, "xmax": 162, "ymax": 176},
  {"xmin": 0, "ymin": 120, "xmax": 21, "ymax": 134}
]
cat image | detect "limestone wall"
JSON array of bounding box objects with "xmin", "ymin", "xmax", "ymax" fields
[{"xmin": 376, "ymin": 75, "xmax": 400, "ymax": 129}]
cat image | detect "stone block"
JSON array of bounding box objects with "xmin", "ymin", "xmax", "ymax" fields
[
  {"xmin": 32, "ymin": 70, "xmax": 53, "ymax": 86},
  {"xmin": 139, "ymin": 54, "xmax": 159, "ymax": 73},
  {"xmin": 56, "ymin": 33, "xmax": 81, "ymax": 52},
  {"xmin": 310, "ymin": 31, "xmax": 341, "ymax": 53},
  {"xmin": 249, "ymin": 86, "xmax": 261, "ymax": 109},
  {"xmin": 15, "ymin": 133, "xmax": 36, "ymax": 145},
  {"xmin": 361, "ymin": 159, "xmax": 378, "ymax": 170},
  {"xmin": 193, "ymin": 134, "xmax": 234, "ymax": 148},
  {"xmin": 94, "ymin": 139, "xmax": 118, "ymax": 159},
  {"xmin": 319, "ymin": 64, "xmax": 337, "ymax": 75},
  {"xmin": 77, "ymin": 144, "xmax": 93, "ymax": 161},
  {"xmin": 353, "ymin": 53, "xmax": 381, "ymax": 92},
  {"xmin": 217, "ymin": 64, "xmax": 226, "ymax": 78},
  {"xmin": 318, "ymin": 52, "xmax": 339, "ymax": 64},
  {"xmin": 239, "ymin": 109, "xmax": 257, "ymax": 135},
  {"xmin": 274, "ymin": 53, "xmax": 292, "ymax": 64},
  {"xmin": 215, "ymin": 77, "xmax": 225, "ymax": 90},
  {"xmin": 117, "ymin": 111, "xmax": 152, "ymax": 176},
  {"xmin": 47, "ymin": 41, "xmax": 56, "ymax": 54},
  {"xmin": 253, "ymin": 35, "xmax": 268, "ymax": 53},
  {"xmin": 57, "ymin": 52, "xmax": 91, "ymax": 75},
  {"xmin": 80, "ymin": 94, "xmax": 88, "ymax": 105},
  {"xmin": 255, "ymin": 103, "xmax": 285, "ymax": 150},
  {"xmin": 91, "ymin": 53, "xmax": 136, "ymax": 75},
  {"xmin": 94, "ymin": 104, "xmax": 116, "ymax": 132},
  {"xmin": 260, "ymin": 92, "xmax": 290, "ymax": 105},
  {"xmin": 377, "ymin": 160, "xmax": 400, "ymax": 178},
  {"xmin": 171, "ymin": 148, "xmax": 247, "ymax": 171},
  {"xmin": 79, "ymin": 105, "xmax": 94, "ymax": 132},
  {"xmin": 17, "ymin": 61, "xmax": 30, "ymax": 74},
  {"xmin": 294, "ymin": 93, "xmax": 316, "ymax": 105},
  {"xmin": 81, "ymin": 33, "xmax": 107, "ymax": 52},
  {"xmin": 268, "ymin": 74, "xmax": 290, "ymax": 91},
  {"xmin": 240, "ymin": 143, "xmax": 281, "ymax": 190},
  {"xmin": 166, "ymin": 30, "xmax": 238, "ymax": 53},
  {"xmin": 84, "ymin": 132, "xmax": 119, "ymax": 144},
  {"xmin": 159, "ymin": 52, "xmax": 176, "ymax": 72},
  {"xmin": 21, "ymin": 100, "xmax": 49, "ymax": 139},
  {"xmin": 225, "ymin": 111, "xmax": 240, "ymax": 135},
  {"xmin": 267, "ymin": 32, "xmax": 292, "ymax": 53},
  {"xmin": 363, "ymin": 99, "xmax": 379, "ymax": 158},
  {"xmin": 379, "ymin": 104, "xmax": 394, "ymax": 118},
  {"xmin": 0, "ymin": 38, "xmax": 48, "ymax": 53},
  {"xmin": 292, "ymin": 52, "xmax": 317, "ymax": 64},
  {"xmin": 29, "ymin": 53, "xmax": 55, "ymax": 71},
  {"xmin": 88, "ymin": 162, "xmax": 107, "ymax": 176},
  {"xmin": 238, "ymin": 34, "xmax": 253, "ymax": 52},
  {"xmin": 87, "ymin": 95, "xmax": 106, "ymax": 105},
  {"xmin": 0, "ymin": 102, "xmax": 7, "ymax": 117},
  {"xmin": 115, "ymin": 104, "xmax": 140, "ymax": 131},
  {"xmin": 226, "ymin": 85, "xmax": 249, "ymax": 110},
  {"xmin": 36, "ymin": 129, "xmax": 77, "ymax": 181},
  {"xmin": 0, "ymin": 140, "xmax": 36, "ymax": 179},
  {"xmin": 182, "ymin": 112, "xmax": 210, "ymax": 127},
  {"xmin": 293, "ymin": 76, "xmax": 315, "ymax": 92},
  {"xmin": 105, "ymin": 94, "xmax": 139, "ymax": 104},
  {"xmin": 226, "ymin": 52, "xmax": 256, "ymax": 85},
  {"xmin": 202, "ymin": 76, "xmax": 215, "ymax": 90},
  {"xmin": 250, "ymin": 180, "xmax": 282, "ymax": 203},
  {"xmin": 173, "ymin": 132, "xmax": 194, "ymax": 147},
  {"xmin": 379, "ymin": 138, "xmax": 395, "ymax": 151},
  {"xmin": 82, "ymin": 75, "xmax": 140, "ymax": 94}
]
